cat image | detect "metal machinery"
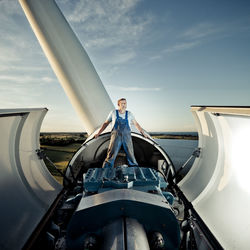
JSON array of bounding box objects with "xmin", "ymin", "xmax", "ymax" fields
[
  {"xmin": 59, "ymin": 131, "xmax": 181, "ymax": 249},
  {"xmin": 1, "ymin": 0, "xmax": 250, "ymax": 249},
  {"xmin": 64, "ymin": 165, "xmax": 180, "ymax": 250},
  {"xmin": 31, "ymin": 129, "xmax": 183, "ymax": 250}
]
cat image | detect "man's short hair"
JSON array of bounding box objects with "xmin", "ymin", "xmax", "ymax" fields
[{"xmin": 117, "ymin": 98, "xmax": 126, "ymax": 105}]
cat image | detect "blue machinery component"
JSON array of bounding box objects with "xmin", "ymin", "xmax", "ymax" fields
[
  {"xmin": 66, "ymin": 166, "xmax": 180, "ymax": 249},
  {"xmin": 83, "ymin": 166, "xmax": 169, "ymax": 197}
]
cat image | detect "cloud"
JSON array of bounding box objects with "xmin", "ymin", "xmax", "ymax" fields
[
  {"xmin": 181, "ymin": 22, "xmax": 222, "ymax": 40},
  {"xmin": 0, "ymin": 74, "xmax": 55, "ymax": 84},
  {"xmin": 150, "ymin": 21, "xmax": 229, "ymax": 60},
  {"xmin": 106, "ymin": 50, "xmax": 137, "ymax": 65},
  {"xmin": 0, "ymin": 77, "xmax": 60, "ymax": 110},
  {"xmin": 56, "ymin": 0, "xmax": 153, "ymax": 66},
  {"xmin": 0, "ymin": 73, "xmax": 56, "ymax": 108},
  {"xmin": 0, "ymin": 0, "xmax": 45, "ymax": 69},
  {"xmin": 0, "ymin": 45, "xmax": 21, "ymax": 62},
  {"xmin": 148, "ymin": 40, "xmax": 201, "ymax": 61},
  {"xmin": 120, "ymin": 87, "xmax": 161, "ymax": 91},
  {"xmin": 107, "ymin": 85, "xmax": 161, "ymax": 92},
  {"xmin": 164, "ymin": 41, "xmax": 201, "ymax": 54},
  {"xmin": 0, "ymin": 83, "xmax": 43, "ymax": 108},
  {"xmin": 0, "ymin": 0, "xmax": 21, "ymax": 16},
  {"xmin": 0, "ymin": 65, "xmax": 49, "ymax": 72},
  {"xmin": 41, "ymin": 76, "xmax": 56, "ymax": 83},
  {"xmin": 164, "ymin": 22, "xmax": 222, "ymax": 55}
]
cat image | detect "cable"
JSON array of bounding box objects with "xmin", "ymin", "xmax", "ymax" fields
[
  {"xmin": 172, "ymin": 148, "xmax": 201, "ymax": 180},
  {"xmin": 36, "ymin": 149, "xmax": 73, "ymax": 185}
]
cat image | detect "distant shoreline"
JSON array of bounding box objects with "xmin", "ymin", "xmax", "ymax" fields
[
  {"xmin": 150, "ymin": 132, "xmax": 198, "ymax": 140},
  {"xmin": 151, "ymin": 134, "xmax": 198, "ymax": 140},
  {"xmin": 40, "ymin": 131, "xmax": 198, "ymax": 142},
  {"xmin": 40, "ymin": 131, "xmax": 198, "ymax": 135}
]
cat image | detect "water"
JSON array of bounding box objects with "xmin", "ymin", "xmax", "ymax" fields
[{"xmin": 155, "ymin": 138, "xmax": 198, "ymax": 174}]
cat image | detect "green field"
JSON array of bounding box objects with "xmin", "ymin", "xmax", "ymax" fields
[{"xmin": 41, "ymin": 143, "xmax": 82, "ymax": 184}]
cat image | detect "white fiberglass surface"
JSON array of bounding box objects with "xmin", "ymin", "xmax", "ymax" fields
[
  {"xmin": 179, "ymin": 107, "xmax": 250, "ymax": 250},
  {"xmin": 19, "ymin": 0, "xmax": 114, "ymax": 134},
  {"xmin": 0, "ymin": 109, "xmax": 62, "ymax": 249}
]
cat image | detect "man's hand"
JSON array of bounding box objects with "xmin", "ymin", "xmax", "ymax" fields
[
  {"xmin": 94, "ymin": 121, "xmax": 110, "ymax": 139},
  {"xmin": 141, "ymin": 130, "xmax": 149, "ymax": 138},
  {"xmin": 133, "ymin": 119, "xmax": 149, "ymax": 138}
]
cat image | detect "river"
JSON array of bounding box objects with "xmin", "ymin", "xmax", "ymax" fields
[{"xmin": 155, "ymin": 138, "xmax": 198, "ymax": 174}]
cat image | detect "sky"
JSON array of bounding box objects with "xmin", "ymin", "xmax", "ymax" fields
[{"xmin": 0, "ymin": 0, "xmax": 250, "ymax": 133}]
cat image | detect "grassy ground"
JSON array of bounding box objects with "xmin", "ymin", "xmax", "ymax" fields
[
  {"xmin": 41, "ymin": 143, "xmax": 82, "ymax": 153},
  {"xmin": 41, "ymin": 143, "xmax": 82, "ymax": 184}
]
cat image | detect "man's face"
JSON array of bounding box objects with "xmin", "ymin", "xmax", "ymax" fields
[{"xmin": 118, "ymin": 100, "xmax": 127, "ymax": 110}]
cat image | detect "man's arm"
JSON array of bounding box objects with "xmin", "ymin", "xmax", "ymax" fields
[
  {"xmin": 94, "ymin": 121, "xmax": 110, "ymax": 138},
  {"xmin": 132, "ymin": 119, "xmax": 148, "ymax": 138}
]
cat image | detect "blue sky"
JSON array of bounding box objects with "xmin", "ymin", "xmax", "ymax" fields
[{"xmin": 0, "ymin": 0, "xmax": 250, "ymax": 132}]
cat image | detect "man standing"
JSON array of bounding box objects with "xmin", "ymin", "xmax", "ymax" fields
[{"xmin": 95, "ymin": 98, "xmax": 148, "ymax": 168}]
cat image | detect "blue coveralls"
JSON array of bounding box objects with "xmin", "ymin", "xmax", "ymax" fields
[{"xmin": 102, "ymin": 110, "xmax": 138, "ymax": 168}]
